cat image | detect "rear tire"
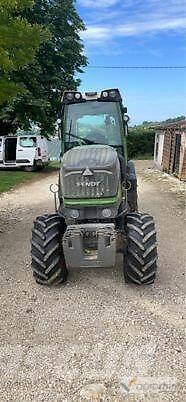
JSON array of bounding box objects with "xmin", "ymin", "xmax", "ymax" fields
[
  {"xmin": 124, "ymin": 212, "xmax": 157, "ymax": 285},
  {"xmin": 31, "ymin": 214, "xmax": 67, "ymax": 286}
]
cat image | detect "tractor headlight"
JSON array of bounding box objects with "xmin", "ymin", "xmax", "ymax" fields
[
  {"xmin": 70, "ymin": 209, "xmax": 79, "ymax": 219},
  {"xmin": 74, "ymin": 92, "xmax": 81, "ymax": 100},
  {"xmin": 66, "ymin": 92, "xmax": 74, "ymax": 101},
  {"xmin": 100, "ymin": 89, "xmax": 122, "ymax": 101},
  {"xmin": 102, "ymin": 208, "xmax": 112, "ymax": 218},
  {"xmin": 109, "ymin": 90, "xmax": 117, "ymax": 98},
  {"xmin": 102, "ymin": 91, "xmax": 109, "ymax": 98},
  {"xmin": 63, "ymin": 91, "xmax": 83, "ymax": 103}
]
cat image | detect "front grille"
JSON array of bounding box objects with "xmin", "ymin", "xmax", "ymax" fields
[
  {"xmin": 61, "ymin": 145, "xmax": 120, "ymax": 200},
  {"xmin": 63, "ymin": 170, "xmax": 117, "ymax": 199}
]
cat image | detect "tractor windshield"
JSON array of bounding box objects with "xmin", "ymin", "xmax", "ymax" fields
[{"xmin": 63, "ymin": 101, "xmax": 124, "ymax": 150}]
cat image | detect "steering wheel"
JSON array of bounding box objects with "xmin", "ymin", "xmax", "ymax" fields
[{"xmin": 86, "ymin": 132, "xmax": 108, "ymax": 145}]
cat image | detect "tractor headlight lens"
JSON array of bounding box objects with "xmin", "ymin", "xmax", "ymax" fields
[
  {"xmin": 109, "ymin": 90, "xmax": 117, "ymax": 98},
  {"xmin": 66, "ymin": 92, "xmax": 74, "ymax": 101},
  {"xmin": 102, "ymin": 91, "xmax": 109, "ymax": 98},
  {"xmin": 102, "ymin": 208, "xmax": 112, "ymax": 218},
  {"xmin": 70, "ymin": 209, "xmax": 79, "ymax": 219},
  {"xmin": 75, "ymin": 92, "xmax": 81, "ymax": 100}
]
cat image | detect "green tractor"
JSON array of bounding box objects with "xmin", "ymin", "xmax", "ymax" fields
[{"xmin": 31, "ymin": 89, "xmax": 157, "ymax": 286}]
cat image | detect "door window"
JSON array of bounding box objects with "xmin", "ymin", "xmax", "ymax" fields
[{"xmin": 20, "ymin": 137, "xmax": 37, "ymax": 147}]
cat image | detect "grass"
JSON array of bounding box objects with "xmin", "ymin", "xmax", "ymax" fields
[
  {"xmin": 0, "ymin": 161, "xmax": 60, "ymax": 194},
  {"xmin": 132, "ymin": 153, "xmax": 154, "ymax": 160},
  {"xmin": 0, "ymin": 171, "xmax": 37, "ymax": 194},
  {"xmin": 43, "ymin": 160, "xmax": 60, "ymax": 171}
]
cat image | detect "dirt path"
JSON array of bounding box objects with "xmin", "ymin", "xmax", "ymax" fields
[{"xmin": 0, "ymin": 161, "xmax": 185, "ymax": 401}]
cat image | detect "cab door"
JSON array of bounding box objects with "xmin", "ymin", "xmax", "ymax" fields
[{"xmin": 0, "ymin": 137, "xmax": 4, "ymax": 163}]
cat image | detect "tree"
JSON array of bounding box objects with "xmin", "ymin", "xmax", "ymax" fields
[
  {"xmin": 0, "ymin": 0, "xmax": 87, "ymax": 135},
  {"xmin": 0, "ymin": 0, "xmax": 47, "ymax": 105}
]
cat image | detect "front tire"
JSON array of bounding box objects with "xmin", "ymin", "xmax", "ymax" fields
[
  {"xmin": 31, "ymin": 214, "xmax": 67, "ymax": 285},
  {"xmin": 124, "ymin": 212, "xmax": 157, "ymax": 285},
  {"xmin": 24, "ymin": 165, "xmax": 37, "ymax": 172}
]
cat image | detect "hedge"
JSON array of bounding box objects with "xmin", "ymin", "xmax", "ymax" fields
[{"xmin": 127, "ymin": 129, "xmax": 155, "ymax": 158}]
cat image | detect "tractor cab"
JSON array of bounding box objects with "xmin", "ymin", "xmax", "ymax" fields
[{"xmin": 61, "ymin": 89, "xmax": 129, "ymax": 157}]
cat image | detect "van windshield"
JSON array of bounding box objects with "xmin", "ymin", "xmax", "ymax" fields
[
  {"xmin": 64, "ymin": 101, "xmax": 123, "ymax": 148},
  {"xmin": 20, "ymin": 137, "xmax": 37, "ymax": 147}
]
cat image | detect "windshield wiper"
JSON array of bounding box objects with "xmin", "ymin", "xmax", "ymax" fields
[
  {"xmin": 65, "ymin": 132, "xmax": 97, "ymax": 145},
  {"xmin": 65, "ymin": 120, "xmax": 104, "ymax": 145}
]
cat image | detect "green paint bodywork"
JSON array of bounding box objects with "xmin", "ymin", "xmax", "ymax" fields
[
  {"xmin": 64, "ymin": 196, "xmax": 118, "ymax": 207},
  {"xmin": 64, "ymin": 184, "xmax": 122, "ymax": 207}
]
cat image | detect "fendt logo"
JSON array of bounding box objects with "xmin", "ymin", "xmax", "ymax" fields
[{"xmin": 76, "ymin": 181, "xmax": 102, "ymax": 188}]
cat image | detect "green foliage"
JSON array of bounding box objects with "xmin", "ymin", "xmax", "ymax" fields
[
  {"xmin": 161, "ymin": 116, "xmax": 185, "ymax": 123},
  {"xmin": 132, "ymin": 153, "xmax": 153, "ymax": 160},
  {"xmin": 0, "ymin": 0, "xmax": 87, "ymax": 135},
  {"xmin": 127, "ymin": 128, "xmax": 155, "ymax": 159},
  {"xmin": 141, "ymin": 115, "xmax": 185, "ymax": 127},
  {"xmin": 0, "ymin": 0, "xmax": 47, "ymax": 105}
]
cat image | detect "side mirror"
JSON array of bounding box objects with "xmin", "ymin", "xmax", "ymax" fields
[
  {"xmin": 123, "ymin": 114, "xmax": 130, "ymax": 136},
  {"xmin": 123, "ymin": 114, "xmax": 130, "ymax": 124},
  {"xmin": 57, "ymin": 118, "xmax": 62, "ymax": 139}
]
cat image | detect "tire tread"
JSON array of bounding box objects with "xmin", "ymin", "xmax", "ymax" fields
[
  {"xmin": 124, "ymin": 212, "xmax": 158, "ymax": 285},
  {"xmin": 31, "ymin": 214, "xmax": 67, "ymax": 286}
]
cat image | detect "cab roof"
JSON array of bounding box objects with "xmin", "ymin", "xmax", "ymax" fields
[{"xmin": 62, "ymin": 89, "xmax": 122, "ymax": 104}]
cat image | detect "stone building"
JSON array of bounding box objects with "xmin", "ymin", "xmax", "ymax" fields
[{"xmin": 154, "ymin": 120, "xmax": 186, "ymax": 180}]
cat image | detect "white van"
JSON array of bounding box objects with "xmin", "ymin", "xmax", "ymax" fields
[{"xmin": 0, "ymin": 135, "xmax": 49, "ymax": 171}]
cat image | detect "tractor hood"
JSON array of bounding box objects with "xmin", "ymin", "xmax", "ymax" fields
[{"xmin": 61, "ymin": 145, "xmax": 120, "ymax": 199}]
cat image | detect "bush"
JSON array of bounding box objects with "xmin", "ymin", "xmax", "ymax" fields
[{"xmin": 127, "ymin": 128, "xmax": 155, "ymax": 159}]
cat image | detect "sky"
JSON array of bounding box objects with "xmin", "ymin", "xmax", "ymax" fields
[{"xmin": 76, "ymin": 0, "xmax": 186, "ymax": 124}]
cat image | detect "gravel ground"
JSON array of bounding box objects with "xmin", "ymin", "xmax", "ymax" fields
[{"xmin": 0, "ymin": 161, "xmax": 185, "ymax": 401}]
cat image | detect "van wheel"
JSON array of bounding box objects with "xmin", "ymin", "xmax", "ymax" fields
[
  {"xmin": 36, "ymin": 165, "xmax": 44, "ymax": 171},
  {"xmin": 24, "ymin": 166, "xmax": 36, "ymax": 172},
  {"xmin": 31, "ymin": 214, "xmax": 67, "ymax": 286},
  {"xmin": 124, "ymin": 212, "xmax": 158, "ymax": 285}
]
